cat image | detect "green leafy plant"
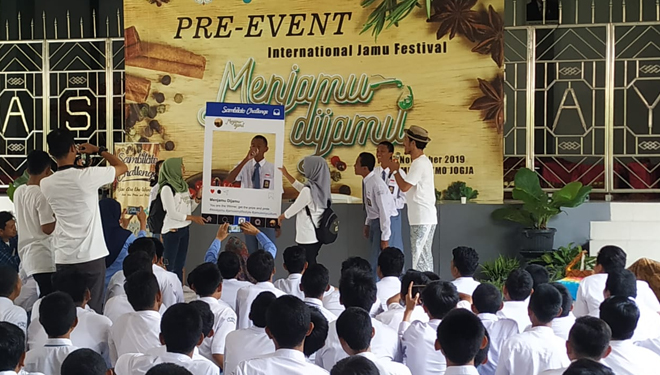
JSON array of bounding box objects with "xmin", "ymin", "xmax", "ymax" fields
[
  {"xmin": 7, "ymin": 170, "xmax": 29, "ymax": 202},
  {"xmin": 435, "ymin": 188, "xmax": 443, "ymax": 203},
  {"xmin": 360, "ymin": 0, "xmax": 426, "ymax": 39},
  {"xmin": 529, "ymin": 243, "xmax": 595, "ymax": 281},
  {"xmin": 478, "ymin": 255, "xmax": 520, "ymax": 291},
  {"xmin": 492, "ymin": 168, "xmax": 592, "ymax": 229},
  {"xmin": 443, "ymin": 181, "xmax": 479, "ymax": 201}
]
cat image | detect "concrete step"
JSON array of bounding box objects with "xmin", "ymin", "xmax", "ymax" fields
[
  {"xmin": 591, "ymin": 221, "xmax": 660, "ymax": 241},
  {"xmin": 589, "ymin": 239, "xmax": 660, "ymax": 266},
  {"xmin": 610, "ymin": 202, "xmax": 660, "ymax": 222}
]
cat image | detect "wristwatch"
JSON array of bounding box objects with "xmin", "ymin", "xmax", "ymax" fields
[{"xmin": 96, "ymin": 146, "xmax": 108, "ymax": 155}]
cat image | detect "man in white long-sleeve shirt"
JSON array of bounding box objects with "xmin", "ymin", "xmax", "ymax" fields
[
  {"xmin": 274, "ymin": 246, "xmax": 307, "ymax": 299},
  {"xmin": 235, "ymin": 250, "xmax": 285, "ymax": 329},
  {"xmin": 497, "ymin": 268, "xmax": 533, "ymax": 333},
  {"xmin": 496, "ymin": 284, "xmax": 570, "ymax": 375}
]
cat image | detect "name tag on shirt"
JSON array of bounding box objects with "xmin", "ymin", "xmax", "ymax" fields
[
  {"xmin": 263, "ymin": 180, "xmax": 270, "ymax": 189},
  {"xmin": 388, "ymin": 186, "xmax": 394, "ymax": 194},
  {"xmin": 366, "ymin": 198, "xmax": 372, "ymax": 207}
]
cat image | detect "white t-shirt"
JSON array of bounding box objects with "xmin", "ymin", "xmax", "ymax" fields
[
  {"xmin": 14, "ymin": 185, "xmax": 55, "ymax": 276},
  {"xmin": 403, "ymin": 155, "xmax": 437, "ymax": 225},
  {"xmin": 40, "ymin": 167, "xmax": 115, "ymax": 264}
]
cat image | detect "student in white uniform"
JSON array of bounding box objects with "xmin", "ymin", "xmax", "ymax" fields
[
  {"xmin": 236, "ymin": 296, "xmax": 327, "ymax": 375},
  {"xmin": 224, "ymin": 292, "xmax": 277, "ymax": 375},
  {"xmin": 574, "ymin": 246, "xmax": 660, "ymax": 318},
  {"xmin": 356, "ymin": 153, "xmax": 403, "ymax": 272},
  {"xmin": 61, "ymin": 348, "xmax": 113, "ymax": 375},
  {"xmin": 0, "ymin": 267, "xmax": 27, "ymax": 334},
  {"xmin": 216, "ymin": 251, "xmax": 252, "ymax": 311},
  {"xmin": 305, "ymin": 306, "xmax": 330, "ymax": 362},
  {"xmin": 226, "ymin": 135, "xmax": 277, "ymax": 252},
  {"xmin": 337, "ymin": 307, "xmax": 411, "ymax": 375},
  {"xmin": 436, "ymin": 309, "xmax": 489, "ymax": 375},
  {"xmin": 376, "ymin": 270, "xmax": 431, "ymax": 330},
  {"xmin": 603, "ymin": 269, "xmax": 660, "ymax": 343},
  {"xmin": 496, "ymin": 284, "xmax": 570, "ymax": 375},
  {"xmin": 301, "ymin": 264, "xmax": 337, "ymax": 322},
  {"xmin": 274, "ymin": 246, "xmax": 307, "ymax": 299},
  {"xmin": 376, "ymin": 248, "xmax": 404, "ymax": 310},
  {"xmin": 474, "ymin": 330, "xmax": 491, "ymax": 371},
  {"xmin": 562, "ymin": 359, "xmax": 614, "ymax": 375},
  {"xmin": 316, "ymin": 269, "xmax": 401, "ymax": 370},
  {"xmin": 374, "ymin": 141, "xmax": 406, "ymax": 245},
  {"xmin": 497, "ymin": 268, "xmax": 533, "ymax": 333},
  {"xmin": 109, "ymin": 271, "xmax": 163, "ymax": 365},
  {"xmin": 339, "ymin": 257, "xmax": 384, "ymax": 317},
  {"xmin": 235, "ymin": 250, "xmax": 285, "ymax": 329},
  {"xmin": 401, "ymin": 280, "xmax": 459, "ymax": 375},
  {"xmin": 450, "ymin": 247, "xmax": 481, "ymax": 296},
  {"xmin": 24, "ymin": 292, "xmax": 78, "ymax": 375},
  {"xmin": 470, "ymin": 283, "xmax": 518, "ymax": 375},
  {"xmin": 540, "ymin": 316, "xmax": 613, "ymax": 375},
  {"xmin": 330, "ymin": 356, "xmax": 379, "ymax": 375},
  {"xmin": 28, "ymin": 269, "xmax": 112, "ymax": 365},
  {"xmin": 599, "ymin": 296, "xmax": 660, "ymax": 375},
  {"xmin": 549, "ymin": 282, "xmax": 576, "ymax": 341},
  {"xmin": 188, "ymin": 300, "xmax": 218, "ymax": 358},
  {"xmin": 0, "ymin": 322, "xmax": 44, "ymax": 375},
  {"xmin": 115, "ymin": 303, "xmax": 220, "ymax": 375},
  {"xmin": 187, "ymin": 263, "xmax": 237, "ymax": 369}
]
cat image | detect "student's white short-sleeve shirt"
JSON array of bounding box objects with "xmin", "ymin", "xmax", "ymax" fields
[
  {"xmin": 224, "ymin": 326, "xmax": 275, "ymax": 375},
  {"xmin": 400, "ymin": 319, "xmax": 446, "ymax": 375},
  {"xmin": 115, "ymin": 351, "xmax": 220, "ymax": 375},
  {"xmin": 23, "ymin": 338, "xmax": 77, "ymax": 375},
  {"xmin": 495, "ymin": 326, "xmax": 569, "ymax": 375},
  {"xmin": 40, "ymin": 167, "xmax": 115, "ymax": 264},
  {"xmin": 402, "ymin": 155, "xmax": 437, "ymax": 225},
  {"xmin": 109, "ymin": 310, "xmax": 161, "ymax": 365},
  {"xmin": 0, "ymin": 296, "xmax": 27, "ymax": 334},
  {"xmin": 198, "ymin": 297, "xmax": 237, "ymax": 359},
  {"xmin": 235, "ymin": 282, "xmax": 285, "ymax": 329},
  {"xmin": 221, "ymin": 279, "xmax": 252, "ymax": 311},
  {"xmin": 14, "ymin": 185, "xmax": 55, "ymax": 276},
  {"xmin": 237, "ymin": 349, "xmax": 328, "ymax": 375},
  {"xmin": 273, "ymin": 274, "xmax": 305, "ymax": 299}
]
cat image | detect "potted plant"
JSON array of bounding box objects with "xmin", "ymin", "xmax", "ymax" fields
[
  {"xmin": 443, "ymin": 181, "xmax": 479, "ymax": 204},
  {"xmin": 528, "ymin": 243, "xmax": 595, "ymax": 281},
  {"xmin": 478, "ymin": 255, "xmax": 521, "ymax": 291},
  {"xmin": 492, "ymin": 168, "xmax": 592, "ymax": 252}
]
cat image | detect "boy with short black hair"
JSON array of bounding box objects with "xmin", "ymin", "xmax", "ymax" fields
[
  {"xmin": 337, "ymin": 307, "xmax": 411, "ymax": 375},
  {"xmin": 61, "ymin": 348, "xmax": 113, "ymax": 375},
  {"xmin": 274, "ymin": 246, "xmax": 307, "ymax": 299},
  {"xmin": 146, "ymin": 363, "xmax": 193, "ymax": 375},
  {"xmin": 496, "ymin": 284, "xmax": 569, "ymax": 375},
  {"xmin": 24, "ymin": 292, "xmax": 79, "ymax": 375},
  {"xmin": 331, "ymin": 356, "xmax": 379, "ymax": 375},
  {"xmin": 0, "ymin": 212, "xmax": 18, "ymax": 271},
  {"xmin": 376, "ymin": 248, "xmax": 404, "ymax": 310},
  {"xmin": 217, "ymin": 251, "xmax": 251, "ymax": 311},
  {"xmin": 104, "ymin": 251, "xmax": 156, "ymax": 324},
  {"xmin": 401, "ymin": 281, "xmax": 459, "ymax": 375},
  {"xmin": 115, "ymin": 303, "xmax": 219, "ymax": 375},
  {"xmin": 109, "ymin": 271, "xmax": 162, "ymax": 365},
  {"xmin": 376, "ymin": 270, "xmax": 431, "ymax": 329},
  {"xmin": 498, "ymin": 268, "xmax": 534, "ymax": 333},
  {"xmin": 549, "ymin": 282, "xmax": 576, "ymax": 340},
  {"xmin": 450, "ymin": 247, "xmax": 481, "ymax": 296},
  {"xmin": 0, "ymin": 321, "xmax": 39, "ymax": 375},
  {"xmin": 188, "ymin": 263, "xmax": 237, "ymax": 369},
  {"xmin": 305, "ymin": 306, "xmax": 329, "ymax": 360},
  {"xmin": 301, "ymin": 264, "xmax": 337, "ymax": 322},
  {"xmin": 562, "ymin": 359, "xmax": 615, "ymax": 375},
  {"xmin": 224, "ymin": 292, "xmax": 277, "ymax": 375},
  {"xmin": 235, "ymin": 250, "xmax": 285, "ymax": 329},
  {"xmin": 338, "ymin": 257, "xmax": 383, "ymax": 317},
  {"xmin": 525, "ymin": 264, "xmax": 550, "ymax": 289},
  {"xmin": 236, "ymin": 295, "xmax": 326, "ymax": 375},
  {"xmin": 0, "ymin": 266, "xmax": 26, "ymax": 333},
  {"xmin": 471, "ymin": 283, "xmax": 518, "ymax": 375},
  {"xmin": 436, "ymin": 309, "xmax": 488, "ymax": 375}
]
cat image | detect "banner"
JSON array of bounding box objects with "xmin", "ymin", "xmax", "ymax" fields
[
  {"xmin": 123, "ymin": 0, "xmax": 504, "ymax": 202},
  {"xmin": 114, "ymin": 143, "xmax": 160, "ymax": 210}
]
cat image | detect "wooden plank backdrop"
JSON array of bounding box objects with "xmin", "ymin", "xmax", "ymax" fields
[{"xmin": 123, "ymin": 0, "xmax": 504, "ymax": 202}]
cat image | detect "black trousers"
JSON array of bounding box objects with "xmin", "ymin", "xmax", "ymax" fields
[
  {"xmin": 299, "ymin": 242, "xmax": 322, "ymax": 265},
  {"xmin": 56, "ymin": 258, "xmax": 106, "ymax": 313},
  {"xmin": 32, "ymin": 272, "xmax": 55, "ymax": 297}
]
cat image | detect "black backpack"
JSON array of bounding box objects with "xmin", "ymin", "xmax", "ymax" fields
[
  {"xmin": 305, "ymin": 199, "xmax": 339, "ymax": 245},
  {"xmin": 147, "ymin": 183, "xmax": 171, "ymax": 234}
]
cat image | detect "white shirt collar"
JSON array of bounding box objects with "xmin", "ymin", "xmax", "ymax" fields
[
  {"xmin": 444, "ymin": 366, "xmax": 480, "ymax": 375},
  {"xmin": 0, "ymin": 296, "xmax": 13, "ymax": 306},
  {"xmin": 135, "ymin": 309, "xmax": 162, "ymax": 319},
  {"xmin": 364, "ymin": 171, "xmax": 376, "ymax": 183},
  {"xmin": 288, "ymin": 273, "xmax": 303, "ymax": 281},
  {"xmin": 44, "ymin": 338, "xmax": 73, "ymax": 347},
  {"xmin": 252, "ymin": 158, "xmax": 267, "ymax": 167},
  {"xmin": 524, "ymin": 325, "xmax": 555, "ymax": 335},
  {"xmin": 158, "ymin": 351, "xmax": 194, "ymax": 363},
  {"xmin": 304, "ymin": 298, "xmax": 323, "ymax": 308},
  {"xmin": 356, "ymin": 351, "xmax": 377, "ymax": 361},
  {"xmin": 256, "ymin": 281, "xmax": 275, "ymax": 287},
  {"xmin": 272, "ymin": 348, "xmax": 307, "ymax": 361},
  {"xmin": 609, "ymin": 339, "xmax": 633, "ymax": 348},
  {"xmin": 477, "ymin": 313, "xmax": 499, "ymax": 322},
  {"xmin": 199, "ymin": 296, "xmax": 220, "ymax": 306}
]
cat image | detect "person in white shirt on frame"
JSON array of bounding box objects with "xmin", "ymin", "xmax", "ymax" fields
[
  {"xmin": 13, "ymin": 150, "xmax": 56, "ymax": 298},
  {"xmin": 450, "ymin": 247, "xmax": 481, "ymax": 296},
  {"xmin": 436, "ymin": 309, "xmax": 489, "ymax": 375},
  {"xmin": 61, "ymin": 348, "xmax": 113, "ymax": 375},
  {"xmin": 316, "ymin": 269, "xmax": 402, "ymax": 370},
  {"xmin": 0, "ymin": 267, "xmax": 27, "ymax": 334},
  {"xmin": 337, "ymin": 307, "xmax": 411, "ymax": 375},
  {"xmin": 380, "ymin": 126, "xmax": 436, "ymax": 272},
  {"xmin": 470, "ymin": 283, "xmax": 518, "ymax": 375},
  {"xmin": 540, "ymin": 316, "xmax": 613, "ymax": 375},
  {"xmin": 301, "ymin": 264, "xmax": 337, "ymax": 322},
  {"xmin": 355, "ymin": 152, "xmax": 404, "ymax": 271},
  {"xmin": 27, "ymin": 269, "xmax": 112, "ymax": 365},
  {"xmin": 225, "ymin": 135, "xmax": 277, "ymax": 252},
  {"xmin": 400, "ymin": 280, "xmax": 459, "ymax": 375},
  {"xmin": 574, "ymin": 245, "xmax": 660, "ymax": 318},
  {"xmin": 236, "ymin": 295, "xmax": 328, "ymax": 375},
  {"xmin": 599, "ymin": 296, "xmax": 660, "ymax": 375},
  {"xmin": 187, "ymin": 263, "xmax": 237, "ymax": 369},
  {"xmin": 274, "ymin": 246, "xmax": 307, "ymax": 299},
  {"xmin": 41, "ymin": 129, "xmax": 128, "ymax": 313},
  {"xmin": 235, "ymin": 250, "xmax": 285, "ymax": 329},
  {"xmin": 109, "ymin": 271, "xmax": 163, "ymax": 365},
  {"xmin": 497, "ymin": 268, "xmax": 533, "ymax": 333},
  {"xmin": 374, "ymin": 141, "xmax": 406, "ymax": 244},
  {"xmin": 0, "ymin": 321, "xmax": 45, "ymax": 375},
  {"xmin": 115, "ymin": 303, "xmax": 219, "ymax": 375},
  {"xmin": 278, "ymin": 156, "xmax": 332, "ymax": 265},
  {"xmin": 224, "ymin": 292, "xmax": 277, "ymax": 375},
  {"xmin": 376, "ymin": 248, "xmax": 404, "ymax": 310},
  {"xmin": 549, "ymin": 282, "xmax": 576, "ymax": 341},
  {"xmin": 376, "ymin": 270, "xmax": 431, "ymax": 330},
  {"xmin": 24, "ymin": 292, "xmax": 79, "ymax": 375},
  {"xmin": 496, "ymin": 284, "xmax": 570, "ymax": 375}
]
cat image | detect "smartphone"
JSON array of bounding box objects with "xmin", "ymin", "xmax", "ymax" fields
[
  {"xmin": 127, "ymin": 206, "xmax": 140, "ymax": 215},
  {"xmin": 228, "ymin": 224, "xmax": 241, "ymax": 233},
  {"xmin": 411, "ymin": 284, "xmax": 426, "ymax": 297}
]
